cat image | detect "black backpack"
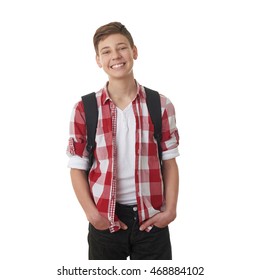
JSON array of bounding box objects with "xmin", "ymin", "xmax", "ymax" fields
[{"xmin": 81, "ymin": 87, "xmax": 162, "ymax": 171}]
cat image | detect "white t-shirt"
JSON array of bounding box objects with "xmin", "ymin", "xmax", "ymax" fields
[{"xmin": 116, "ymin": 104, "xmax": 136, "ymax": 205}]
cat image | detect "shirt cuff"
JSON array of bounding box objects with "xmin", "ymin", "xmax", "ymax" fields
[
  {"xmin": 162, "ymin": 147, "xmax": 180, "ymax": 161},
  {"xmin": 67, "ymin": 155, "xmax": 90, "ymax": 170}
]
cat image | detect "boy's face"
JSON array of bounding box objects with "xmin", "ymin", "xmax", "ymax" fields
[{"xmin": 96, "ymin": 33, "xmax": 138, "ymax": 80}]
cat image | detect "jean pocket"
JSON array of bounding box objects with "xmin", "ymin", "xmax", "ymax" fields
[
  {"xmin": 152, "ymin": 225, "xmax": 168, "ymax": 232},
  {"xmin": 89, "ymin": 223, "xmax": 110, "ymax": 233}
]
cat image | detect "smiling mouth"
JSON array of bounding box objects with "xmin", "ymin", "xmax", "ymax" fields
[{"xmin": 110, "ymin": 63, "xmax": 125, "ymax": 69}]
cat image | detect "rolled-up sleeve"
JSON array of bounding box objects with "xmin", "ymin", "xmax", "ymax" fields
[
  {"xmin": 66, "ymin": 101, "xmax": 90, "ymax": 170},
  {"xmin": 160, "ymin": 96, "xmax": 180, "ymax": 160}
]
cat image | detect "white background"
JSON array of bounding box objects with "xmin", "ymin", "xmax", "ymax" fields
[{"xmin": 0, "ymin": 0, "xmax": 259, "ymax": 279}]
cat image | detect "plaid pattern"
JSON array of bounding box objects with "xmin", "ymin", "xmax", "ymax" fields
[{"xmin": 67, "ymin": 83, "xmax": 179, "ymax": 232}]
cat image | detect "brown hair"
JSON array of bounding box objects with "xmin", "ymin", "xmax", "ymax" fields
[{"xmin": 93, "ymin": 22, "xmax": 134, "ymax": 55}]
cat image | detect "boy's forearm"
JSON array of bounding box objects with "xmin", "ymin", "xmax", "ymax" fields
[
  {"xmin": 139, "ymin": 158, "xmax": 179, "ymax": 230},
  {"xmin": 162, "ymin": 158, "xmax": 179, "ymax": 217},
  {"xmin": 70, "ymin": 169, "xmax": 99, "ymax": 219},
  {"xmin": 70, "ymin": 169, "xmax": 126, "ymax": 230}
]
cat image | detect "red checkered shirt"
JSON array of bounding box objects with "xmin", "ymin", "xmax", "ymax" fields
[{"xmin": 67, "ymin": 83, "xmax": 179, "ymax": 232}]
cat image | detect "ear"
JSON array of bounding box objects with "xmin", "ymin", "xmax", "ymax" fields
[
  {"xmin": 96, "ymin": 55, "xmax": 102, "ymax": 68},
  {"xmin": 133, "ymin": 45, "xmax": 138, "ymax": 60}
]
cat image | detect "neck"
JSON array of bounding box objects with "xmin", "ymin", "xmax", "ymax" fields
[
  {"xmin": 107, "ymin": 77, "xmax": 137, "ymax": 99},
  {"xmin": 107, "ymin": 77, "xmax": 137, "ymax": 110}
]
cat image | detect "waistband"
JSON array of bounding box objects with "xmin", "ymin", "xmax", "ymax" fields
[{"xmin": 116, "ymin": 203, "xmax": 138, "ymax": 212}]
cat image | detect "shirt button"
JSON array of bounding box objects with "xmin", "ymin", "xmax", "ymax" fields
[{"xmin": 133, "ymin": 206, "xmax": 138, "ymax": 212}]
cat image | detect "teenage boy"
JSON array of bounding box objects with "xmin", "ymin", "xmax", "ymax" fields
[{"xmin": 67, "ymin": 22, "xmax": 180, "ymax": 260}]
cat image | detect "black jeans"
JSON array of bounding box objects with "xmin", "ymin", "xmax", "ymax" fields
[{"xmin": 88, "ymin": 203, "xmax": 172, "ymax": 260}]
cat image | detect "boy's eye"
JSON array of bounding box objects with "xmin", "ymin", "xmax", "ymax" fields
[{"xmin": 101, "ymin": 50, "xmax": 110, "ymax": 55}]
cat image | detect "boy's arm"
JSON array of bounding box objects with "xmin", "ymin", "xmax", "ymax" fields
[
  {"xmin": 139, "ymin": 158, "xmax": 179, "ymax": 230},
  {"xmin": 70, "ymin": 168, "xmax": 111, "ymax": 230},
  {"xmin": 70, "ymin": 169, "xmax": 128, "ymax": 231}
]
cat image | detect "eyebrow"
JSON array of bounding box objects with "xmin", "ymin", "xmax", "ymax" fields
[{"xmin": 100, "ymin": 46, "xmax": 110, "ymax": 52}]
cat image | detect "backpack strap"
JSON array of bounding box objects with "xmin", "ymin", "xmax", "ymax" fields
[
  {"xmin": 144, "ymin": 87, "xmax": 163, "ymax": 167},
  {"xmin": 81, "ymin": 88, "xmax": 163, "ymax": 171},
  {"xmin": 81, "ymin": 92, "xmax": 98, "ymax": 170}
]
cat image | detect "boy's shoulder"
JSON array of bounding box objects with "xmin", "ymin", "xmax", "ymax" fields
[{"xmin": 143, "ymin": 86, "xmax": 174, "ymax": 110}]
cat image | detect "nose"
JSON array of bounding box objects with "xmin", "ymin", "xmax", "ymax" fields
[{"xmin": 111, "ymin": 49, "xmax": 122, "ymax": 60}]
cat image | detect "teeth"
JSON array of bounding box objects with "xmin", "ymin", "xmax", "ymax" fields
[{"xmin": 111, "ymin": 63, "xmax": 124, "ymax": 69}]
